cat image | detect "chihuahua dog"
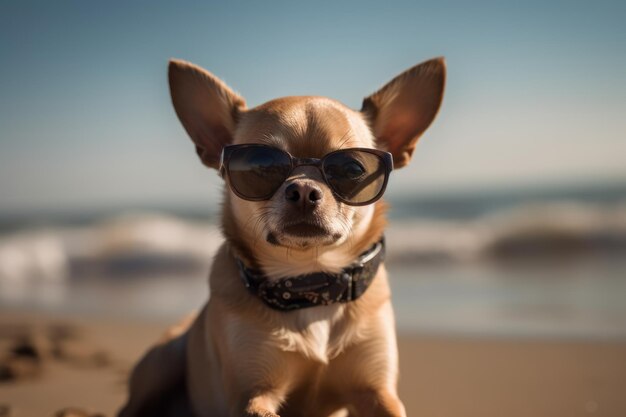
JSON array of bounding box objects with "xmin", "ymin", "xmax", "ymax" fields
[{"xmin": 119, "ymin": 57, "xmax": 445, "ymax": 417}]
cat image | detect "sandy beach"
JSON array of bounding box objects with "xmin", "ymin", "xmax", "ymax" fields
[{"xmin": 1, "ymin": 310, "xmax": 625, "ymax": 417}]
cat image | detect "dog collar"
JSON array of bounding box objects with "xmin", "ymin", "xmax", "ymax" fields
[{"xmin": 236, "ymin": 238, "xmax": 385, "ymax": 311}]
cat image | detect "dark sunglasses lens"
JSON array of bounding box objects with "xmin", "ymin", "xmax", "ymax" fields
[
  {"xmin": 323, "ymin": 150, "xmax": 387, "ymax": 204},
  {"xmin": 228, "ymin": 146, "xmax": 291, "ymax": 199}
]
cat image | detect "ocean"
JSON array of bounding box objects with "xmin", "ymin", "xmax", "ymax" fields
[{"xmin": 1, "ymin": 182, "xmax": 625, "ymax": 339}]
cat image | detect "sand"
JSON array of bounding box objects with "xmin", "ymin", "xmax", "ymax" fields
[{"xmin": 1, "ymin": 310, "xmax": 625, "ymax": 417}]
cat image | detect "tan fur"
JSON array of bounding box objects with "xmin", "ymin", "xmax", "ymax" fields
[{"xmin": 119, "ymin": 57, "xmax": 445, "ymax": 417}]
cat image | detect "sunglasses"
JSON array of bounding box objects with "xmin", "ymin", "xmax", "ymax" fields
[{"xmin": 219, "ymin": 144, "xmax": 394, "ymax": 206}]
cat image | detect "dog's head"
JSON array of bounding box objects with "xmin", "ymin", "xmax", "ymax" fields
[{"xmin": 168, "ymin": 58, "xmax": 445, "ymax": 276}]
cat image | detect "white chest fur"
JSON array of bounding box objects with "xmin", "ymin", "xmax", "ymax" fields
[{"xmin": 270, "ymin": 304, "xmax": 359, "ymax": 364}]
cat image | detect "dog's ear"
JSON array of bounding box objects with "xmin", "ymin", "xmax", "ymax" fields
[
  {"xmin": 168, "ymin": 59, "xmax": 247, "ymax": 169},
  {"xmin": 362, "ymin": 57, "xmax": 446, "ymax": 169}
]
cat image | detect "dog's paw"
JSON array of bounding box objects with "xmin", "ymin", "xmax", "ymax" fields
[
  {"xmin": 258, "ymin": 413, "xmax": 280, "ymax": 417},
  {"xmin": 244, "ymin": 410, "xmax": 280, "ymax": 417}
]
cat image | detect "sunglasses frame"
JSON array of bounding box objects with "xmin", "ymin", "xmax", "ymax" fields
[{"xmin": 219, "ymin": 144, "xmax": 394, "ymax": 206}]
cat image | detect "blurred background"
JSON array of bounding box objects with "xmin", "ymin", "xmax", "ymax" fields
[{"xmin": 1, "ymin": 1, "xmax": 625, "ymax": 417}]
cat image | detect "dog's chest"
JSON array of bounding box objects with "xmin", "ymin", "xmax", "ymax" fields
[{"xmin": 272, "ymin": 305, "xmax": 357, "ymax": 364}]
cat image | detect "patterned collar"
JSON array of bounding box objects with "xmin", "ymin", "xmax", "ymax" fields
[{"xmin": 236, "ymin": 238, "xmax": 385, "ymax": 311}]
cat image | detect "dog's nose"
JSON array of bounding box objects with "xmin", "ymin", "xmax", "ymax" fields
[{"xmin": 285, "ymin": 182, "xmax": 323, "ymax": 209}]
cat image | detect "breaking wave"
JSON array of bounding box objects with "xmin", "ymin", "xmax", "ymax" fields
[
  {"xmin": 0, "ymin": 213, "xmax": 222, "ymax": 282},
  {"xmin": 386, "ymin": 200, "xmax": 626, "ymax": 263},
  {"xmin": 1, "ymin": 200, "xmax": 626, "ymax": 282}
]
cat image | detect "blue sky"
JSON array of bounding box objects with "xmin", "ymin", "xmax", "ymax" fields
[{"xmin": 1, "ymin": 1, "xmax": 625, "ymax": 213}]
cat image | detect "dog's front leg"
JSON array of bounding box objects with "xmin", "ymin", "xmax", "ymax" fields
[
  {"xmin": 348, "ymin": 389, "xmax": 406, "ymax": 417},
  {"xmin": 237, "ymin": 394, "xmax": 285, "ymax": 417},
  {"xmin": 220, "ymin": 353, "xmax": 295, "ymax": 417}
]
